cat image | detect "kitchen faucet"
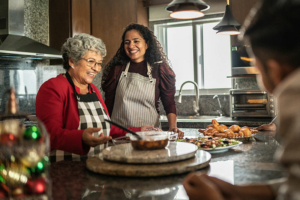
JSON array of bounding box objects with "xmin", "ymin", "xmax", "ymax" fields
[
  {"xmin": 213, "ymin": 95, "xmax": 223, "ymax": 117},
  {"xmin": 177, "ymin": 81, "xmax": 200, "ymax": 116}
]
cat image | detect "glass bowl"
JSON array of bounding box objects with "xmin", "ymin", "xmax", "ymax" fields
[
  {"xmin": 0, "ymin": 89, "xmax": 50, "ymax": 199},
  {"xmin": 129, "ymin": 131, "xmax": 170, "ymax": 150}
]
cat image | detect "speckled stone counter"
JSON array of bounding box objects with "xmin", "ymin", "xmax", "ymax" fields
[{"xmin": 50, "ymin": 129, "xmax": 284, "ymax": 200}]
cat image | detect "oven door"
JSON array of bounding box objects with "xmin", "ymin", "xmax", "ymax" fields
[
  {"xmin": 230, "ymin": 89, "xmax": 273, "ymax": 117},
  {"xmin": 233, "ymin": 94, "xmax": 267, "ymax": 110}
]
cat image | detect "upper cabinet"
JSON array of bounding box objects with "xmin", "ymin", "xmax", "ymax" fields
[
  {"xmin": 49, "ymin": 0, "xmax": 148, "ymax": 64},
  {"xmin": 230, "ymin": 0, "xmax": 261, "ymax": 25},
  {"xmin": 49, "ymin": 0, "xmax": 91, "ymax": 53},
  {"xmin": 230, "ymin": 0, "xmax": 261, "ymax": 46},
  {"xmin": 91, "ymin": 0, "xmax": 148, "ymax": 63}
]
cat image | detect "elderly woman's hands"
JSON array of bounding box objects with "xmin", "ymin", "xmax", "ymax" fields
[{"xmin": 82, "ymin": 127, "xmax": 112, "ymax": 147}]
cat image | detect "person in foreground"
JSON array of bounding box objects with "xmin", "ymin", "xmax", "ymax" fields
[
  {"xmin": 183, "ymin": 0, "xmax": 300, "ymax": 199},
  {"xmin": 36, "ymin": 33, "xmax": 152, "ymax": 162},
  {"xmin": 101, "ymin": 23, "xmax": 184, "ymax": 138}
]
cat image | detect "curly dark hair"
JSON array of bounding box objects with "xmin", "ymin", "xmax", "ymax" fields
[{"xmin": 101, "ymin": 23, "xmax": 169, "ymax": 86}]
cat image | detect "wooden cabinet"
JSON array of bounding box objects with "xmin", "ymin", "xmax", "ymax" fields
[
  {"xmin": 91, "ymin": 0, "xmax": 148, "ymax": 63},
  {"xmin": 49, "ymin": 0, "xmax": 148, "ymax": 64},
  {"xmin": 230, "ymin": 0, "xmax": 261, "ymax": 25},
  {"xmin": 49, "ymin": 0, "xmax": 91, "ymax": 52},
  {"xmin": 229, "ymin": 0, "xmax": 261, "ymax": 46}
]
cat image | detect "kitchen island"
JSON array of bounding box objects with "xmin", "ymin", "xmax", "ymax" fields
[{"xmin": 50, "ymin": 129, "xmax": 284, "ymax": 200}]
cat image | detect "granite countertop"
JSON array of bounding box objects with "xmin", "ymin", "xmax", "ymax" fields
[
  {"xmin": 50, "ymin": 129, "xmax": 284, "ymax": 200},
  {"xmin": 160, "ymin": 115, "xmax": 274, "ymax": 129}
]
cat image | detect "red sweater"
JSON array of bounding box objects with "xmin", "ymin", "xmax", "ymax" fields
[{"xmin": 36, "ymin": 74, "xmax": 141, "ymax": 155}]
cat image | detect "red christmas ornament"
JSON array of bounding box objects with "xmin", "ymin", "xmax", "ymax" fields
[
  {"xmin": 35, "ymin": 180, "xmax": 45, "ymax": 194},
  {"xmin": 0, "ymin": 133, "xmax": 18, "ymax": 146},
  {"xmin": 25, "ymin": 177, "xmax": 46, "ymax": 195},
  {"xmin": 0, "ymin": 186, "xmax": 8, "ymax": 198}
]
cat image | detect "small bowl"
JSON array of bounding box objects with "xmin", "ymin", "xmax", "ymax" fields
[
  {"xmin": 168, "ymin": 132, "xmax": 178, "ymax": 141},
  {"xmin": 130, "ymin": 131, "xmax": 169, "ymax": 150}
]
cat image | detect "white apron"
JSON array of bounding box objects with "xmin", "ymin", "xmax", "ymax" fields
[
  {"xmin": 49, "ymin": 72, "xmax": 111, "ymax": 163},
  {"xmin": 111, "ymin": 62, "xmax": 160, "ymax": 128}
]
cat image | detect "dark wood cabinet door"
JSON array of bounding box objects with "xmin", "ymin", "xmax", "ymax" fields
[
  {"xmin": 91, "ymin": 0, "xmax": 137, "ymax": 63},
  {"xmin": 49, "ymin": 0, "xmax": 72, "ymax": 51},
  {"xmin": 72, "ymin": 0, "xmax": 91, "ymax": 36},
  {"xmin": 230, "ymin": 0, "xmax": 261, "ymax": 24},
  {"xmin": 230, "ymin": 0, "xmax": 261, "ymax": 46}
]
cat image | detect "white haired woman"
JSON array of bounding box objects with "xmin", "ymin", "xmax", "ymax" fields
[{"xmin": 36, "ymin": 33, "xmax": 152, "ymax": 162}]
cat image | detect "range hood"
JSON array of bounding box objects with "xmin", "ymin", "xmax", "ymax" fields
[{"xmin": 0, "ymin": 0, "xmax": 61, "ymax": 59}]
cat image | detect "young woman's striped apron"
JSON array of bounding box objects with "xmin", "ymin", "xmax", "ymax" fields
[
  {"xmin": 111, "ymin": 62, "xmax": 160, "ymax": 128},
  {"xmin": 49, "ymin": 72, "xmax": 111, "ymax": 162}
]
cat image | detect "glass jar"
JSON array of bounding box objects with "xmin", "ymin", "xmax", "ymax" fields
[{"xmin": 0, "ymin": 89, "xmax": 51, "ymax": 199}]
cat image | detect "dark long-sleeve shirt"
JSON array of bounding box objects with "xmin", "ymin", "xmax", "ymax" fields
[{"xmin": 102, "ymin": 60, "xmax": 177, "ymax": 116}]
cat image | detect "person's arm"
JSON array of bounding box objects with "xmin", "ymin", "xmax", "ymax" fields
[
  {"xmin": 255, "ymin": 116, "xmax": 277, "ymax": 131},
  {"xmin": 183, "ymin": 173, "xmax": 276, "ymax": 200},
  {"xmin": 207, "ymin": 175, "xmax": 276, "ymax": 200},
  {"xmin": 167, "ymin": 113, "xmax": 183, "ymax": 138},
  {"xmin": 101, "ymin": 65, "xmax": 122, "ymax": 116},
  {"xmin": 36, "ymin": 79, "xmax": 89, "ymax": 155},
  {"xmin": 255, "ymin": 123, "xmax": 276, "ymax": 131},
  {"xmin": 183, "ymin": 173, "xmax": 224, "ymax": 200},
  {"xmin": 159, "ymin": 63, "xmax": 184, "ymax": 138}
]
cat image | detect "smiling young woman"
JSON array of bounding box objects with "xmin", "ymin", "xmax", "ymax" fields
[{"xmin": 101, "ymin": 23, "xmax": 184, "ymax": 138}]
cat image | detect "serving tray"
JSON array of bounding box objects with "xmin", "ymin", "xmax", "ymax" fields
[{"xmin": 103, "ymin": 142, "xmax": 198, "ymax": 164}]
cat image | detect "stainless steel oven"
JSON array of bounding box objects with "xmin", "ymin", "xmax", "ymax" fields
[{"xmin": 230, "ymin": 89, "xmax": 276, "ymax": 118}]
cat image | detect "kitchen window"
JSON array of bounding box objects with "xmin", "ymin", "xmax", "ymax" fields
[{"xmin": 154, "ymin": 19, "xmax": 232, "ymax": 94}]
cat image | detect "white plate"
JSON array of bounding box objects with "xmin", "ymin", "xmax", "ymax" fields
[{"xmin": 199, "ymin": 141, "xmax": 243, "ymax": 154}]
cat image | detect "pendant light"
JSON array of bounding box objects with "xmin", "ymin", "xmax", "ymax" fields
[
  {"xmin": 166, "ymin": 0, "xmax": 210, "ymax": 20},
  {"xmin": 213, "ymin": 0, "xmax": 241, "ymax": 35}
]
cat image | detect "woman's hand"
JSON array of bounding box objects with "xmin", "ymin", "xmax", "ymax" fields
[
  {"xmin": 255, "ymin": 123, "xmax": 276, "ymax": 131},
  {"xmin": 82, "ymin": 127, "xmax": 112, "ymax": 147},
  {"xmin": 183, "ymin": 173, "xmax": 224, "ymax": 200},
  {"xmin": 169, "ymin": 127, "xmax": 184, "ymax": 138}
]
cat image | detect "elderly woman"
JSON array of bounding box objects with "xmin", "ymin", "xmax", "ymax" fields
[
  {"xmin": 102, "ymin": 23, "xmax": 184, "ymax": 138},
  {"xmin": 36, "ymin": 33, "xmax": 151, "ymax": 162}
]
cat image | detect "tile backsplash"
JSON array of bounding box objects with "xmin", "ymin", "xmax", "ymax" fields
[
  {"xmin": 159, "ymin": 77, "xmax": 259, "ymax": 117},
  {"xmin": 159, "ymin": 95, "xmax": 230, "ymax": 117}
]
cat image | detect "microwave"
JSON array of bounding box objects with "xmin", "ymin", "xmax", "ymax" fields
[
  {"xmin": 231, "ymin": 45, "xmax": 259, "ymax": 76},
  {"xmin": 230, "ymin": 89, "xmax": 276, "ymax": 118}
]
